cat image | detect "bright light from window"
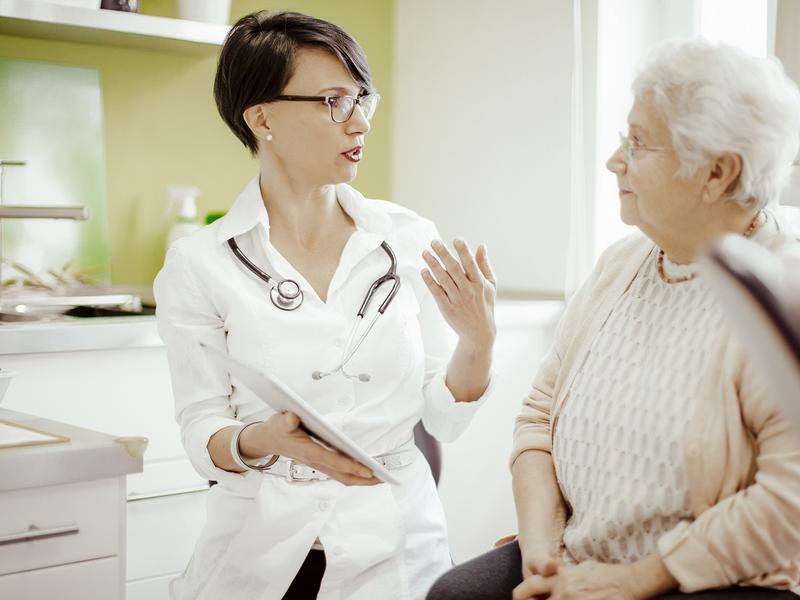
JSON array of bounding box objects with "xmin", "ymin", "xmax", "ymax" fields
[{"xmin": 697, "ymin": 0, "xmax": 769, "ymax": 56}]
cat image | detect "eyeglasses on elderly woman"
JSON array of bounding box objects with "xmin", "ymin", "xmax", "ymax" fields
[{"xmin": 617, "ymin": 131, "xmax": 673, "ymax": 162}]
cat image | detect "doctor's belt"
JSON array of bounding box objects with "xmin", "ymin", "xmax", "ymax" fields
[{"xmin": 270, "ymin": 445, "xmax": 416, "ymax": 483}]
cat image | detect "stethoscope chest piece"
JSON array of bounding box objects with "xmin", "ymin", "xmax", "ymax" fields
[
  {"xmin": 227, "ymin": 238, "xmax": 305, "ymax": 311},
  {"xmin": 270, "ymin": 279, "xmax": 303, "ymax": 311},
  {"xmin": 227, "ymin": 236, "xmax": 399, "ymax": 380}
]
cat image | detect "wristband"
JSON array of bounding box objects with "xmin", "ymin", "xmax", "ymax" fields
[{"xmin": 230, "ymin": 422, "xmax": 279, "ymax": 472}]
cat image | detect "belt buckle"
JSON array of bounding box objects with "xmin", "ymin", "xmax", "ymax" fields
[{"xmin": 285, "ymin": 459, "xmax": 313, "ymax": 483}]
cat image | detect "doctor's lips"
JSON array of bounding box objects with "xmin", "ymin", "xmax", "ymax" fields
[
  {"xmin": 341, "ymin": 145, "xmax": 363, "ymax": 163},
  {"xmin": 618, "ymin": 188, "xmax": 633, "ymax": 196}
]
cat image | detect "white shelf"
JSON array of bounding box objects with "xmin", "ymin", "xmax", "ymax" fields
[{"xmin": 0, "ymin": 0, "xmax": 229, "ymax": 54}]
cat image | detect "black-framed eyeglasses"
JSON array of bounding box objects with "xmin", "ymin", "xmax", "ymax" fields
[{"xmin": 273, "ymin": 93, "xmax": 380, "ymax": 123}]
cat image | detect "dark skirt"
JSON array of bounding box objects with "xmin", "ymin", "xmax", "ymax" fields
[
  {"xmin": 282, "ymin": 549, "xmax": 326, "ymax": 600},
  {"xmin": 426, "ymin": 541, "xmax": 798, "ymax": 600}
]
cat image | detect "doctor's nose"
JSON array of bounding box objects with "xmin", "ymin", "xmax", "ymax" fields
[{"xmin": 346, "ymin": 104, "xmax": 371, "ymax": 136}]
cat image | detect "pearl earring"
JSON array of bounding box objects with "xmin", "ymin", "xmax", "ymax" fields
[{"xmin": 265, "ymin": 133, "xmax": 273, "ymax": 142}]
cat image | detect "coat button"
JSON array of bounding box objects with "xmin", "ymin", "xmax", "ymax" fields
[
  {"xmin": 687, "ymin": 445, "xmax": 701, "ymax": 459},
  {"xmin": 317, "ymin": 501, "xmax": 330, "ymax": 511}
]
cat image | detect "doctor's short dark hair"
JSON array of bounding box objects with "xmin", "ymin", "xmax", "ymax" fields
[{"xmin": 213, "ymin": 10, "xmax": 374, "ymax": 156}]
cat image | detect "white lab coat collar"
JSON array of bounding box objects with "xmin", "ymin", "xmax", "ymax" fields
[{"xmin": 215, "ymin": 174, "xmax": 393, "ymax": 246}]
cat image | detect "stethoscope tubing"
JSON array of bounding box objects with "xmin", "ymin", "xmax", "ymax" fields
[
  {"xmin": 227, "ymin": 236, "xmax": 401, "ymax": 378},
  {"xmin": 227, "ymin": 238, "xmax": 275, "ymax": 285}
]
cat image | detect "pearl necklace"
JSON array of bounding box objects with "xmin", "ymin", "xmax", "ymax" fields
[{"xmin": 657, "ymin": 211, "xmax": 764, "ymax": 284}]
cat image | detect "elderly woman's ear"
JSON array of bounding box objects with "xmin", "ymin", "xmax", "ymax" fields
[{"xmin": 703, "ymin": 152, "xmax": 743, "ymax": 204}]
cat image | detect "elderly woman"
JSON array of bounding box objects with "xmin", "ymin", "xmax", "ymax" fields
[{"xmin": 428, "ymin": 39, "xmax": 800, "ymax": 600}]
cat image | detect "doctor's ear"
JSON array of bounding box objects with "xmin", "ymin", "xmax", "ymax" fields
[{"xmin": 243, "ymin": 104, "xmax": 274, "ymax": 144}]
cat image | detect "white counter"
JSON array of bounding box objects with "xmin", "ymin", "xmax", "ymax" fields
[
  {"xmin": 0, "ymin": 408, "xmax": 143, "ymax": 491},
  {"xmin": 0, "ymin": 316, "xmax": 161, "ymax": 355},
  {"xmin": 0, "ymin": 408, "xmax": 144, "ymax": 599}
]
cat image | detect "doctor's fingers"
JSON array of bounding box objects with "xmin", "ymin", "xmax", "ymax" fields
[
  {"xmin": 422, "ymin": 251, "xmax": 458, "ymax": 301},
  {"xmin": 431, "ymin": 240, "xmax": 470, "ymax": 289},
  {"xmin": 452, "ymin": 238, "xmax": 483, "ymax": 283},
  {"xmin": 421, "ymin": 268, "xmax": 452, "ymax": 309},
  {"xmin": 475, "ymin": 244, "xmax": 497, "ymax": 287},
  {"xmin": 299, "ymin": 453, "xmax": 380, "ymax": 485},
  {"xmin": 303, "ymin": 443, "xmax": 375, "ymax": 479},
  {"xmin": 308, "ymin": 459, "xmax": 382, "ymax": 486},
  {"xmin": 325, "ymin": 470, "xmax": 383, "ymax": 486}
]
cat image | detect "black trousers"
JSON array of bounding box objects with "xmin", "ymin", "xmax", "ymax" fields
[
  {"xmin": 426, "ymin": 541, "xmax": 798, "ymax": 600},
  {"xmin": 283, "ymin": 549, "xmax": 326, "ymax": 600}
]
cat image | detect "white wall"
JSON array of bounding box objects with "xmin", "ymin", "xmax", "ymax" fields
[
  {"xmin": 437, "ymin": 300, "xmax": 561, "ymax": 562},
  {"xmin": 392, "ymin": 0, "xmax": 574, "ymax": 296}
]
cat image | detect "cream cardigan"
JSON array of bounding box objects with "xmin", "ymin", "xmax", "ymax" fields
[{"xmin": 512, "ymin": 211, "xmax": 800, "ymax": 594}]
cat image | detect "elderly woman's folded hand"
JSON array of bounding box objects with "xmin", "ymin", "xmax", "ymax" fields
[{"xmin": 513, "ymin": 561, "xmax": 636, "ymax": 600}]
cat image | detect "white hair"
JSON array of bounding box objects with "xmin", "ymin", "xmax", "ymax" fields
[{"xmin": 632, "ymin": 38, "xmax": 800, "ymax": 209}]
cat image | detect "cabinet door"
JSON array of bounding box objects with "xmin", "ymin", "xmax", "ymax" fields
[
  {"xmin": 0, "ymin": 478, "xmax": 121, "ymax": 576},
  {"xmin": 126, "ymin": 571, "xmax": 179, "ymax": 600},
  {"xmin": 0, "ymin": 556, "xmax": 120, "ymax": 600},
  {"xmin": 127, "ymin": 487, "xmax": 207, "ymax": 581}
]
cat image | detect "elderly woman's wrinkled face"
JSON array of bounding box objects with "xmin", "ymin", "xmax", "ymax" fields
[{"xmin": 606, "ymin": 93, "xmax": 706, "ymax": 236}]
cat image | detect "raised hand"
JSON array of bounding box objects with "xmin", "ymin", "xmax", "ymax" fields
[{"xmin": 421, "ymin": 238, "xmax": 497, "ymax": 349}]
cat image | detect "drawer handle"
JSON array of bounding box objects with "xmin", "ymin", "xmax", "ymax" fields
[
  {"xmin": 127, "ymin": 484, "xmax": 209, "ymax": 502},
  {"xmin": 0, "ymin": 524, "xmax": 80, "ymax": 546}
]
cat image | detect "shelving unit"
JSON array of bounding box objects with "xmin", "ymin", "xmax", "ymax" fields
[{"xmin": 0, "ymin": 0, "xmax": 229, "ymax": 54}]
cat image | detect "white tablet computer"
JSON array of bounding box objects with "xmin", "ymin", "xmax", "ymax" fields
[{"xmin": 199, "ymin": 342, "xmax": 401, "ymax": 485}]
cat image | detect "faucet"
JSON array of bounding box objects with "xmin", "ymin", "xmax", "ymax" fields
[
  {"xmin": 0, "ymin": 160, "xmax": 91, "ymax": 286},
  {"xmin": 0, "ymin": 161, "xmax": 89, "ymax": 220},
  {"xmin": 0, "ymin": 205, "xmax": 89, "ymax": 219}
]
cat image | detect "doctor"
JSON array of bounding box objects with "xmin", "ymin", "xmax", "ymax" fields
[{"xmin": 154, "ymin": 10, "xmax": 497, "ymax": 600}]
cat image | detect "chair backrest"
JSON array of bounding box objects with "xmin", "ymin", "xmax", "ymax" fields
[{"xmin": 413, "ymin": 421, "xmax": 442, "ymax": 486}]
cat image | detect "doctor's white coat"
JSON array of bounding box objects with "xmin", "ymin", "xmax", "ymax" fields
[{"xmin": 153, "ymin": 176, "xmax": 492, "ymax": 600}]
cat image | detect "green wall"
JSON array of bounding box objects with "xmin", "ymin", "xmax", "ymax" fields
[{"xmin": 0, "ymin": 0, "xmax": 393, "ymax": 285}]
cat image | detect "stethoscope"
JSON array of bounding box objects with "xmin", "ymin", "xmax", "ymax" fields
[{"xmin": 227, "ymin": 237, "xmax": 401, "ymax": 382}]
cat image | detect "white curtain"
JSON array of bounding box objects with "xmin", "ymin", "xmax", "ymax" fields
[
  {"xmin": 775, "ymin": 0, "xmax": 800, "ymax": 181},
  {"xmin": 775, "ymin": 0, "xmax": 800, "ymax": 88},
  {"xmin": 564, "ymin": 0, "xmax": 593, "ymax": 299}
]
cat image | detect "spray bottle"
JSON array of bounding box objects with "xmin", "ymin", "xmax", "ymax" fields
[{"xmin": 165, "ymin": 185, "xmax": 202, "ymax": 252}]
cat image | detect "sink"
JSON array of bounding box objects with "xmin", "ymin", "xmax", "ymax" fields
[
  {"xmin": 0, "ymin": 312, "xmax": 49, "ymax": 323},
  {"xmin": 62, "ymin": 306, "xmax": 155, "ymax": 318},
  {"xmin": 0, "ymin": 307, "xmax": 154, "ymax": 324},
  {"xmin": 0, "ymin": 286, "xmax": 153, "ymax": 323},
  {"xmin": 1, "ymin": 292, "xmax": 142, "ymax": 312}
]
